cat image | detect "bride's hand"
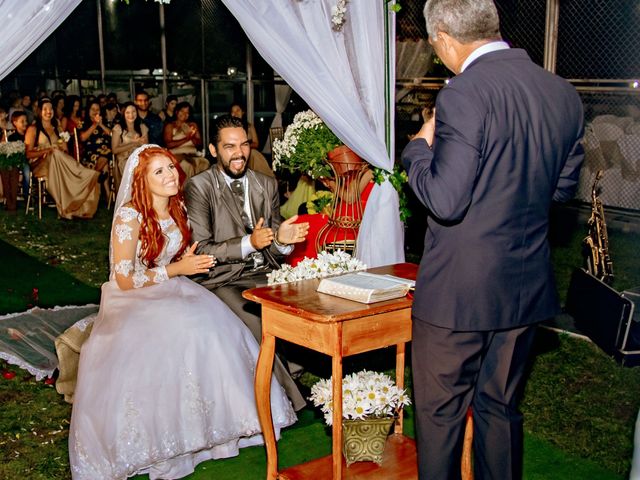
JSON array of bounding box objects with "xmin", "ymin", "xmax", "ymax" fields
[{"xmin": 174, "ymin": 242, "xmax": 216, "ymax": 275}]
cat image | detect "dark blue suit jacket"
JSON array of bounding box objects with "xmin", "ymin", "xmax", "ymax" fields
[{"xmin": 402, "ymin": 48, "xmax": 584, "ymax": 331}]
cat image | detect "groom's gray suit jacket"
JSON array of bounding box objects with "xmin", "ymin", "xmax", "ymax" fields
[{"xmin": 184, "ymin": 166, "xmax": 283, "ymax": 289}]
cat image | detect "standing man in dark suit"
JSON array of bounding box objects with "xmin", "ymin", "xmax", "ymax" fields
[
  {"xmin": 184, "ymin": 114, "xmax": 309, "ymax": 411},
  {"xmin": 402, "ymin": 1, "xmax": 584, "ymax": 478}
]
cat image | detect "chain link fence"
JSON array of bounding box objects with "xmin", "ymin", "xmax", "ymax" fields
[
  {"xmin": 395, "ymin": 0, "xmax": 640, "ymax": 212},
  {"xmin": 2, "ymin": 0, "xmax": 639, "ymax": 210}
]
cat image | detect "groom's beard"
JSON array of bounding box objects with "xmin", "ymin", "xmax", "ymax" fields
[{"xmin": 221, "ymin": 154, "xmax": 248, "ymax": 179}]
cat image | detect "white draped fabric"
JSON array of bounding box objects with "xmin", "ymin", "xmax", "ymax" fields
[
  {"xmin": 262, "ymin": 84, "xmax": 292, "ymax": 154},
  {"xmin": 0, "ymin": 0, "xmax": 82, "ymax": 81},
  {"xmin": 222, "ymin": 0, "xmax": 404, "ymax": 267}
]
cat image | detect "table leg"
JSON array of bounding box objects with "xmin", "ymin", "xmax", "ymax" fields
[
  {"xmin": 395, "ymin": 343, "xmax": 405, "ymax": 435},
  {"xmin": 331, "ymin": 331, "xmax": 343, "ymax": 480},
  {"xmin": 255, "ymin": 332, "xmax": 278, "ymax": 480}
]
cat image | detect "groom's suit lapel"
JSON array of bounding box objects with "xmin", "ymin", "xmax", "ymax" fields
[
  {"xmin": 247, "ymin": 171, "xmax": 267, "ymax": 228},
  {"xmin": 213, "ymin": 169, "xmax": 246, "ymax": 232}
]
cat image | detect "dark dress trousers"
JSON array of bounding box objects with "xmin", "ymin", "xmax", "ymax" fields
[
  {"xmin": 185, "ymin": 167, "xmax": 305, "ymax": 411},
  {"xmin": 402, "ymin": 48, "xmax": 584, "ymax": 480}
]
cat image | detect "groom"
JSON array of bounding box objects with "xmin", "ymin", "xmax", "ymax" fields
[{"xmin": 184, "ymin": 114, "xmax": 309, "ymax": 411}]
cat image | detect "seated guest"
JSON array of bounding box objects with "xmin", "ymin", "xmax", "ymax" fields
[
  {"xmin": 111, "ymin": 101, "xmax": 148, "ymax": 191},
  {"xmin": 229, "ymin": 102, "xmax": 274, "ymax": 177},
  {"xmin": 0, "ymin": 107, "xmax": 11, "ymax": 138},
  {"xmin": 104, "ymin": 102, "xmax": 120, "ymax": 130},
  {"xmin": 8, "ymin": 111, "xmax": 30, "ymax": 201},
  {"xmin": 163, "ymin": 101, "xmax": 208, "ymax": 178},
  {"xmin": 230, "ymin": 102, "xmax": 259, "ymax": 149},
  {"xmin": 96, "ymin": 93, "xmax": 107, "ymax": 108},
  {"xmin": 158, "ymin": 94, "xmax": 178, "ymax": 124},
  {"xmin": 63, "ymin": 95, "xmax": 83, "ymax": 158},
  {"xmin": 53, "ymin": 94, "xmax": 65, "ymax": 126},
  {"xmin": 24, "ymin": 98, "xmax": 100, "ymax": 219},
  {"xmin": 106, "ymin": 92, "xmax": 118, "ymax": 105},
  {"xmin": 21, "ymin": 93, "xmax": 35, "ymax": 125},
  {"xmin": 79, "ymin": 101, "xmax": 111, "ymax": 193},
  {"xmin": 66, "ymin": 145, "xmax": 296, "ymax": 479},
  {"xmin": 135, "ymin": 90, "xmax": 163, "ymax": 145}
]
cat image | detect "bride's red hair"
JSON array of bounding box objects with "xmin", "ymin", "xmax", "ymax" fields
[{"xmin": 130, "ymin": 147, "xmax": 191, "ymax": 267}]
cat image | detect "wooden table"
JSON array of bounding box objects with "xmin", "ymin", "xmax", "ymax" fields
[{"xmin": 243, "ymin": 263, "xmax": 418, "ymax": 480}]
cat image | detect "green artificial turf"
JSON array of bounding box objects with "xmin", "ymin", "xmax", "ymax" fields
[
  {"xmin": 1, "ymin": 205, "xmax": 639, "ymax": 479},
  {"xmin": 0, "ymin": 239, "xmax": 100, "ymax": 314}
]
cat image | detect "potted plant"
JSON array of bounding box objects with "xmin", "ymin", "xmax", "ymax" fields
[
  {"xmin": 309, "ymin": 369, "xmax": 411, "ymax": 466},
  {"xmin": 0, "ymin": 140, "xmax": 26, "ymax": 212},
  {"xmin": 272, "ymin": 110, "xmax": 363, "ymax": 179}
]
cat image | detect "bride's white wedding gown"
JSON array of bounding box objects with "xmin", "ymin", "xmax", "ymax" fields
[{"xmin": 69, "ymin": 205, "xmax": 296, "ymax": 479}]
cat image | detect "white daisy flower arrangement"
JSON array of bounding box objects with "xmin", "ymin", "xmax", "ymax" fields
[
  {"xmin": 310, "ymin": 369, "xmax": 411, "ymax": 425},
  {"xmin": 266, "ymin": 250, "xmax": 366, "ymax": 285}
]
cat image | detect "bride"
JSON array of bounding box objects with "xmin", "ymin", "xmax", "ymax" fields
[{"xmin": 68, "ymin": 145, "xmax": 296, "ymax": 479}]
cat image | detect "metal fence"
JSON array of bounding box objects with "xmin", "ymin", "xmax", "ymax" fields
[
  {"xmin": 3, "ymin": 0, "xmax": 639, "ymax": 210},
  {"xmin": 395, "ymin": 0, "xmax": 640, "ymax": 211}
]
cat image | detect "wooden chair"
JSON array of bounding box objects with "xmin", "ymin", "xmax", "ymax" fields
[
  {"xmin": 73, "ymin": 127, "xmax": 80, "ymax": 163},
  {"xmin": 107, "ymin": 154, "xmax": 117, "ymax": 209},
  {"xmin": 269, "ymin": 126, "xmax": 284, "ymax": 146},
  {"xmin": 24, "ymin": 172, "xmax": 47, "ymax": 220}
]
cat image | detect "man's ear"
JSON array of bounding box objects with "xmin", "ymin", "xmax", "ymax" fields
[{"xmin": 208, "ymin": 143, "xmax": 217, "ymax": 158}]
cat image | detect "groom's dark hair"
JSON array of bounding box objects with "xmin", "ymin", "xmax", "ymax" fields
[{"xmin": 212, "ymin": 114, "xmax": 245, "ymax": 146}]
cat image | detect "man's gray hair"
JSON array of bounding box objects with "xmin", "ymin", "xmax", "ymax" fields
[{"xmin": 423, "ymin": 0, "xmax": 501, "ymax": 43}]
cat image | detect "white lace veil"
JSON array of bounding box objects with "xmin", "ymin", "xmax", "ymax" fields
[{"xmin": 109, "ymin": 144, "xmax": 160, "ymax": 278}]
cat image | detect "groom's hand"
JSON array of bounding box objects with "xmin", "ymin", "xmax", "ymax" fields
[
  {"xmin": 250, "ymin": 217, "xmax": 275, "ymax": 250},
  {"xmin": 276, "ymin": 215, "xmax": 310, "ymax": 245}
]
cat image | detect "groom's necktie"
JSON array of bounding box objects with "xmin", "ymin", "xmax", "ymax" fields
[{"xmin": 230, "ymin": 179, "xmax": 252, "ymax": 232}]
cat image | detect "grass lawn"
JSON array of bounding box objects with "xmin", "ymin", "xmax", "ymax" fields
[{"xmin": 1, "ymin": 203, "xmax": 639, "ymax": 479}]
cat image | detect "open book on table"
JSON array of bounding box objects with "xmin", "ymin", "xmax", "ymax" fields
[{"xmin": 316, "ymin": 271, "xmax": 415, "ymax": 304}]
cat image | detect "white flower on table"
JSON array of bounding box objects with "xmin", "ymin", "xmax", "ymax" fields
[{"xmin": 266, "ymin": 250, "xmax": 366, "ymax": 285}]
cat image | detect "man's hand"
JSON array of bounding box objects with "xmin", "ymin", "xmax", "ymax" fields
[
  {"xmin": 413, "ymin": 106, "xmax": 436, "ymax": 147},
  {"xmin": 276, "ymin": 215, "xmax": 310, "ymax": 245},
  {"xmin": 250, "ymin": 217, "xmax": 275, "ymax": 250}
]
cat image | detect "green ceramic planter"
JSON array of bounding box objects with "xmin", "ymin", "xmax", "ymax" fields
[{"xmin": 342, "ymin": 416, "xmax": 394, "ymax": 466}]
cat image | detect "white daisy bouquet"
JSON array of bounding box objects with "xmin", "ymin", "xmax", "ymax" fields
[
  {"xmin": 310, "ymin": 370, "xmax": 411, "ymax": 426},
  {"xmin": 267, "ymin": 250, "xmax": 366, "ymax": 285},
  {"xmin": 272, "ymin": 110, "xmax": 342, "ymax": 179},
  {"xmin": 0, "ymin": 140, "xmax": 26, "ymax": 169},
  {"xmin": 58, "ymin": 131, "xmax": 71, "ymax": 143}
]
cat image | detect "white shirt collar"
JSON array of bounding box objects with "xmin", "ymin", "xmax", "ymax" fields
[
  {"xmin": 460, "ymin": 40, "xmax": 510, "ymax": 73},
  {"xmin": 220, "ymin": 169, "xmax": 248, "ymax": 188}
]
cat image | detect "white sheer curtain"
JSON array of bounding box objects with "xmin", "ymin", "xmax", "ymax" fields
[
  {"xmin": 262, "ymin": 83, "xmax": 292, "ymax": 154},
  {"xmin": 0, "ymin": 0, "xmax": 82, "ymax": 81},
  {"xmin": 222, "ymin": 0, "xmax": 404, "ymax": 267}
]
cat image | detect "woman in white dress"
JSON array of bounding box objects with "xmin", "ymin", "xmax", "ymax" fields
[{"xmin": 68, "ymin": 144, "xmax": 296, "ymax": 480}]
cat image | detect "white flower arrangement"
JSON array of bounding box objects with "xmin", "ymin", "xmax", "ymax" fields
[
  {"xmin": 58, "ymin": 131, "xmax": 71, "ymax": 143},
  {"xmin": 271, "ymin": 109, "xmax": 341, "ymax": 179},
  {"xmin": 331, "ymin": 0, "xmax": 349, "ymax": 30},
  {"xmin": 267, "ymin": 250, "xmax": 366, "ymax": 285},
  {"xmin": 310, "ymin": 370, "xmax": 411, "ymax": 425},
  {"xmin": 0, "ymin": 140, "xmax": 26, "ymax": 169}
]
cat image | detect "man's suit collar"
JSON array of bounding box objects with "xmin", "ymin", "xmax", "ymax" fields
[
  {"xmin": 462, "ymin": 47, "xmax": 530, "ymax": 72},
  {"xmin": 460, "ymin": 40, "xmax": 510, "ymax": 73}
]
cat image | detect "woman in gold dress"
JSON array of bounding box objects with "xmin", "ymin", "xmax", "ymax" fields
[{"xmin": 24, "ymin": 98, "xmax": 100, "ymax": 219}]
